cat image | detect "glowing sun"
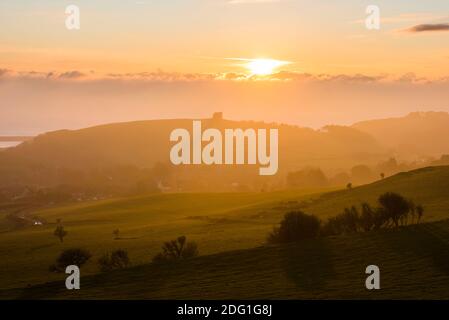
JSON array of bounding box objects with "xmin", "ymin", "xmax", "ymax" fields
[{"xmin": 246, "ymin": 59, "xmax": 289, "ymax": 75}]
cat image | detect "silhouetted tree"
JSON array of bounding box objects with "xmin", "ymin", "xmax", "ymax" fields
[
  {"xmin": 152, "ymin": 236, "xmax": 199, "ymax": 263},
  {"xmin": 359, "ymin": 202, "xmax": 375, "ymax": 231},
  {"xmin": 49, "ymin": 248, "xmax": 91, "ymax": 273},
  {"xmin": 98, "ymin": 249, "xmax": 130, "ymax": 272},
  {"xmin": 371, "ymin": 207, "xmax": 390, "ymax": 230},
  {"xmin": 380, "ymin": 172, "xmax": 385, "ymax": 179},
  {"xmin": 378, "ymin": 192, "xmax": 411, "ymax": 227},
  {"xmin": 346, "ymin": 182, "xmax": 352, "ymax": 190},
  {"xmin": 416, "ymin": 205, "xmax": 424, "ymax": 223},
  {"xmin": 408, "ymin": 200, "xmax": 416, "ymax": 224},
  {"xmin": 54, "ymin": 225, "xmax": 67, "ymax": 243},
  {"xmin": 113, "ymin": 229, "xmax": 120, "ymax": 240},
  {"xmin": 267, "ymin": 211, "xmax": 321, "ymax": 243}
]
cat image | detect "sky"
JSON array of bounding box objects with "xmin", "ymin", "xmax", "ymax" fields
[{"xmin": 1, "ymin": 0, "xmax": 449, "ymax": 134}]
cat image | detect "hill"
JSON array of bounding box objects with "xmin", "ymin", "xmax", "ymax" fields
[
  {"xmin": 3, "ymin": 219, "xmax": 449, "ymax": 299},
  {"xmin": 302, "ymin": 166, "xmax": 449, "ymax": 222},
  {"xmin": 353, "ymin": 111, "xmax": 449, "ymax": 158},
  {"xmin": 0, "ymin": 116, "xmax": 385, "ymax": 189},
  {"xmin": 0, "ymin": 166, "xmax": 449, "ymax": 292},
  {"xmin": 0, "ymin": 188, "xmax": 325, "ymax": 290}
]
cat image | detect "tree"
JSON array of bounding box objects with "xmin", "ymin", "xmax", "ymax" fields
[
  {"xmin": 98, "ymin": 249, "xmax": 130, "ymax": 272},
  {"xmin": 378, "ymin": 192, "xmax": 411, "ymax": 227},
  {"xmin": 359, "ymin": 203, "xmax": 375, "ymax": 232},
  {"xmin": 380, "ymin": 172, "xmax": 385, "ymax": 179},
  {"xmin": 152, "ymin": 236, "xmax": 199, "ymax": 263},
  {"xmin": 113, "ymin": 229, "xmax": 120, "ymax": 240},
  {"xmin": 267, "ymin": 211, "xmax": 321, "ymax": 243},
  {"xmin": 408, "ymin": 200, "xmax": 416, "ymax": 224},
  {"xmin": 49, "ymin": 248, "xmax": 91, "ymax": 273},
  {"xmin": 286, "ymin": 168, "xmax": 328, "ymax": 189},
  {"xmin": 54, "ymin": 225, "xmax": 67, "ymax": 243},
  {"xmin": 416, "ymin": 205, "xmax": 424, "ymax": 223},
  {"xmin": 346, "ymin": 182, "xmax": 353, "ymax": 190}
]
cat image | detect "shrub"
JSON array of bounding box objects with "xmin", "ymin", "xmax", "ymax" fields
[
  {"xmin": 152, "ymin": 236, "xmax": 199, "ymax": 263},
  {"xmin": 267, "ymin": 211, "xmax": 321, "ymax": 244},
  {"xmin": 49, "ymin": 248, "xmax": 91, "ymax": 273},
  {"xmin": 98, "ymin": 249, "xmax": 130, "ymax": 272}
]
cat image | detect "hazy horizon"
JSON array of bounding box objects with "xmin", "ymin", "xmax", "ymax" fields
[{"xmin": 1, "ymin": 1, "xmax": 449, "ymax": 135}]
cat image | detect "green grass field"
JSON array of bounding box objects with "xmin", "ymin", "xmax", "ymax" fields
[
  {"xmin": 3, "ymin": 220, "xmax": 449, "ymax": 299},
  {"xmin": 0, "ymin": 188, "xmax": 327, "ymax": 290},
  {"xmin": 1, "ymin": 166, "xmax": 449, "ymax": 298}
]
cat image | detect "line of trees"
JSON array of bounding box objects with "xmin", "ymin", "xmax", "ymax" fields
[
  {"xmin": 322, "ymin": 192, "xmax": 424, "ymax": 236},
  {"xmin": 268, "ymin": 192, "xmax": 425, "ymax": 244}
]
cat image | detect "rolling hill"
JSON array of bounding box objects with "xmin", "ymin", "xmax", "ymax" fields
[
  {"xmin": 303, "ymin": 166, "xmax": 449, "ymax": 221},
  {"xmin": 3, "ymin": 219, "xmax": 449, "ymax": 299},
  {"xmin": 353, "ymin": 111, "xmax": 449, "ymax": 158},
  {"xmin": 0, "ymin": 166, "xmax": 449, "ymax": 294},
  {"xmin": 0, "ymin": 116, "xmax": 385, "ymax": 189}
]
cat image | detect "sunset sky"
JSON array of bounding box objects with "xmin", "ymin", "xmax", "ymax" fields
[{"xmin": 1, "ymin": 1, "xmax": 449, "ymax": 134}]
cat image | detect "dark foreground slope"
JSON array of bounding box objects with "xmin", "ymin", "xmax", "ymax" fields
[{"xmin": 3, "ymin": 219, "xmax": 449, "ymax": 300}]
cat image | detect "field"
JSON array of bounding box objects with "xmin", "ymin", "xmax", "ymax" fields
[
  {"xmin": 1, "ymin": 166, "xmax": 449, "ymax": 298},
  {"xmin": 3, "ymin": 220, "xmax": 449, "ymax": 299},
  {"xmin": 0, "ymin": 189, "xmax": 327, "ymax": 290}
]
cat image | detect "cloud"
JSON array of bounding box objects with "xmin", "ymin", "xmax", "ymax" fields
[
  {"xmin": 2, "ymin": 68, "xmax": 449, "ymax": 135},
  {"xmin": 0, "ymin": 67, "xmax": 445, "ymax": 85},
  {"xmin": 404, "ymin": 23, "xmax": 449, "ymax": 33},
  {"xmin": 0, "ymin": 69, "xmax": 11, "ymax": 77},
  {"xmin": 59, "ymin": 71, "xmax": 86, "ymax": 79}
]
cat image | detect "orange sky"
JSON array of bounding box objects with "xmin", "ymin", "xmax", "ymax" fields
[
  {"xmin": 1, "ymin": 1, "xmax": 449, "ymax": 77},
  {"xmin": 1, "ymin": 1, "xmax": 449, "ymax": 134}
]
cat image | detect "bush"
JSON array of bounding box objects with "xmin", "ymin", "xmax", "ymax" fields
[
  {"xmin": 152, "ymin": 236, "xmax": 199, "ymax": 263},
  {"xmin": 98, "ymin": 249, "xmax": 130, "ymax": 272},
  {"xmin": 49, "ymin": 248, "xmax": 91, "ymax": 273},
  {"xmin": 267, "ymin": 211, "xmax": 321, "ymax": 244}
]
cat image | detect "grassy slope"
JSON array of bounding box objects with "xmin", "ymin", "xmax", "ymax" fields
[
  {"xmin": 1, "ymin": 165, "xmax": 449, "ymax": 295},
  {"xmin": 3, "ymin": 219, "xmax": 449, "ymax": 299},
  {"xmin": 0, "ymin": 189, "xmax": 325, "ymax": 290},
  {"xmin": 304, "ymin": 166, "xmax": 449, "ymax": 221}
]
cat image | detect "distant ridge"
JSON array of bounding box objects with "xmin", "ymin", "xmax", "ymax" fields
[
  {"xmin": 0, "ymin": 136, "xmax": 33, "ymax": 142},
  {"xmin": 352, "ymin": 111, "xmax": 449, "ymax": 157},
  {"xmin": 0, "ymin": 115, "xmax": 384, "ymax": 173}
]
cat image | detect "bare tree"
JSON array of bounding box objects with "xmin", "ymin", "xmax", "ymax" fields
[
  {"xmin": 54, "ymin": 225, "xmax": 67, "ymax": 243},
  {"xmin": 416, "ymin": 205, "xmax": 424, "ymax": 224}
]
